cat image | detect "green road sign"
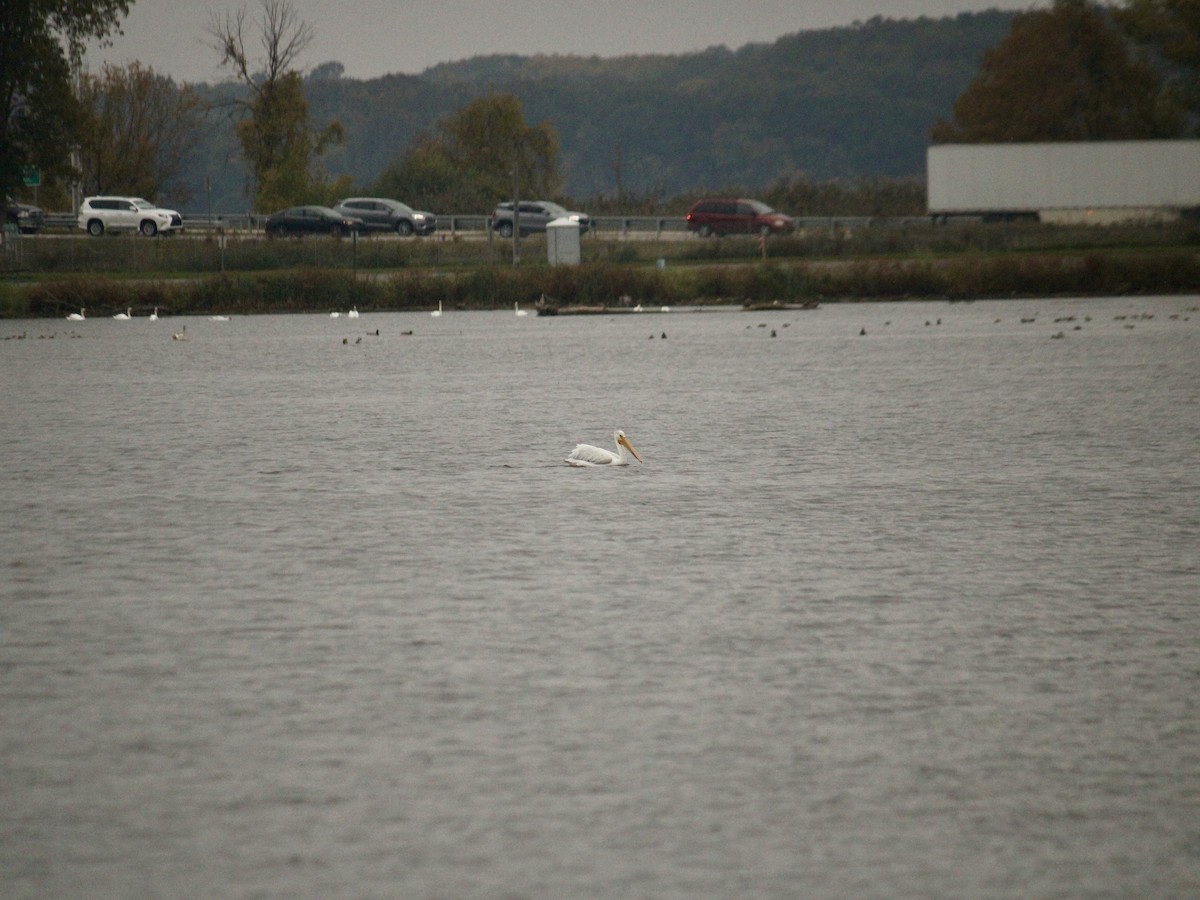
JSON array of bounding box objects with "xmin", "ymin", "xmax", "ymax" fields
[{"xmin": 20, "ymin": 165, "xmax": 41, "ymax": 187}]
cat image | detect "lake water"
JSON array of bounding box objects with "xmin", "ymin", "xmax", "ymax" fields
[{"xmin": 2, "ymin": 297, "xmax": 1198, "ymax": 898}]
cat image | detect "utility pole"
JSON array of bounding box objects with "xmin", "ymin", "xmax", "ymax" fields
[
  {"xmin": 511, "ymin": 164, "xmax": 520, "ymax": 266},
  {"xmin": 614, "ymin": 141, "xmax": 624, "ymax": 209}
]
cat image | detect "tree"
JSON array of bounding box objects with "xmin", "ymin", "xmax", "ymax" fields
[
  {"xmin": 375, "ymin": 133, "xmax": 469, "ymax": 209},
  {"xmin": 442, "ymin": 94, "xmax": 560, "ymax": 199},
  {"xmin": 374, "ymin": 94, "xmax": 559, "ymax": 212},
  {"xmin": 76, "ymin": 62, "xmax": 202, "ymax": 200},
  {"xmin": 0, "ymin": 0, "xmax": 131, "ymax": 198},
  {"xmin": 207, "ymin": 0, "xmax": 344, "ymax": 211},
  {"xmin": 1115, "ymin": 0, "xmax": 1200, "ymax": 132},
  {"xmin": 306, "ymin": 61, "xmax": 345, "ymax": 83},
  {"xmin": 932, "ymin": 0, "xmax": 1179, "ymax": 143}
]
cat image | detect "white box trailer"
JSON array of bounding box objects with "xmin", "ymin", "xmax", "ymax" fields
[{"xmin": 927, "ymin": 140, "xmax": 1200, "ymax": 223}]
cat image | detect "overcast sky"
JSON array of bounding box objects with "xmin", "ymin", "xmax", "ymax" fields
[{"xmin": 86, "ymin": 1, "xmax": 1042, "ymax": 84}]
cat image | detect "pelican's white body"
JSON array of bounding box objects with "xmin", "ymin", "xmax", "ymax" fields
[{"xmin": 565, "ymin": 430, "xmax": 643, "ymax": 467}]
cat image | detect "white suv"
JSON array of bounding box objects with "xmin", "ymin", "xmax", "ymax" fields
[{"xmin": 78, "ymin": 196, "xmax": 183, "ymax": 237}]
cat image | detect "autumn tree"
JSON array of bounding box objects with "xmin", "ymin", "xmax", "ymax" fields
[
  {"xmin": 932, "ymin": 0, "xmax": 1179, "ymax": 142},
  {"xmin": 0, "ymin": 0, "xmax": 131, "ymax": 198},
  {"xmin": 1115, "ymin": 0, "xmax": 1200, "ymax": 132},
  {"xmin": 207, "ymin": 0, "xmax": 345, "ymax": 211},
  {"xmin": 75, "ymin": 62, "xmax": 202, "ymax": 200},
  {"xmin": 374, "ymin": 94, "xmax": 560, "ymax": 212}
]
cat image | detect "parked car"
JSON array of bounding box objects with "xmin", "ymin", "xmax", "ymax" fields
[
  {"xmin": 333, "ymin": 197, "xmax": 436, "ymax": 236},
  {"xmin": 77, "ymin": 196, "xmax": 182, "ymax": 236},
  {"xmin": 685, "ymin": 198, "xmax": 795, "ymax": 237},
  {"xmin": 264, "ymin": 205, "xmax": 363, "ymax": 237},
  {"xmin": 6, "ymin": 196, "xmax": 44, "ymax": 234},
  {"xmin": 491, "ymin": 201, "xmax": 590, "ymax": 238}
]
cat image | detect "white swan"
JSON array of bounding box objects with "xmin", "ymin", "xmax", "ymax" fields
[
  {"xmin": 66, "ymin": 308, "xmax": 86, "ymax": 321},
  {"xmin": 113, "ymin": 308, "xmax": 132, "ymax": 320},
  {"xmin": 515, "ymin": 301, "xmax": 528, "ymax": 317},
  {"xmin": 565, "ymin": 430, "xmax": 643, "ymax": 467},
  {"xmin": 209, "ymin": 315, "xmax": 230, "ymax": 322},
  {"xmin": 431, "ymin": 301, "xmax": 442, "ymax": 317},
  {"xmin": 330, "ymin": 311, "xmax": 341, "ymax": 318},
  {"xmin": 172, "ymin": 325, "xmax": 187, "ymax": 341},
  {"xmin": 149, "ymin": 307, "xmax": 159, "ymax": 321},
  {"xmin": 348, "ymin": 306, "xmax": 359, "ymax": 319}
]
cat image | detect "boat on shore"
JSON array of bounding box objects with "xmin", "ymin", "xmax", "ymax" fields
[{"xmin": 535, "ymin": 295, "xmax": 820, "ymax": 316}]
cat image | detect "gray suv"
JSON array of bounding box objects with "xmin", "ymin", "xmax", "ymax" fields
[
  {"xmin": 490, "ymin": 201, "xmax": 590, "ymax": 238},
  {"xmin": 333, "ymin": 198, "xmax": 436, "ymax": 236}
]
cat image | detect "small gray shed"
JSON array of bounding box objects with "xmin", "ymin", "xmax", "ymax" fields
[{"xmin": 547, "ymin": 217, "xmax": 581, "ymax": 266}]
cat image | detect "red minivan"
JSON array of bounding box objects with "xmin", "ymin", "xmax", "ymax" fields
[{"xmin": 686, "ymin": 198, "xmax": 795, "ymax": 237}]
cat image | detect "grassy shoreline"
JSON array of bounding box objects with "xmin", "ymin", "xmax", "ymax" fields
[{"xmin": 3, "ymin": 224, "xmax": 1199, "ymax": 318}]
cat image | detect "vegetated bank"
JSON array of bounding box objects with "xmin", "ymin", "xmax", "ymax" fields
[
  {"xmin": 5, "ymin": 251, "xmax": 1198, "ymax": 320},
  {"xmin": 2, "ymin": 223, "xmax": 1199, "ymax": 318}
]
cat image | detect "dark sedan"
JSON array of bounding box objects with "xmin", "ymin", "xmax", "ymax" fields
[{"xmin": 264, "ymin": 206, "xmax": 363, "ymax": 237}]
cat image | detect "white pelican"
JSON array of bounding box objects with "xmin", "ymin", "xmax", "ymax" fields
[
  {"xmin": 149, "ymin": 307, "xmax": 159, "ymax": 321},
  {"xmin": 431, "ymin": 301, "xmax": 442, "ymax": 317},
  {"xmin": 348, "ymin": 306, "xmax": 359, "ymax": 319},
  {"xmin": 565, "ymin": 430, "xmax": 643, "ymax": 467},
  {"xmin": 515, "ymin": 301, "xmax": 528, "ymax": 317},
  {"xmin": 113, "ymin": 307, "xmax": 132, "ymax": 320},
  {"xmin": 66, "ymin": 308, "xmax": 86, "ymax": 321},
  {"xmin": 330, "ymin": 311, "xmax": 341, "ymax": 318}
]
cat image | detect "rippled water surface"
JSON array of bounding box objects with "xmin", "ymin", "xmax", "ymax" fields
[{"xmin": 3, "ymin": 298, "xmax": 1199, "ymax": 898}]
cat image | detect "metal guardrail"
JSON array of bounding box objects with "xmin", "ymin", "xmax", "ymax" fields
[
  {"xmin": 41, "ymin": 213, "xmax": 79, "ymax": 230},
  {"xmin": 170, "ymin": 214, "xmax": 692, "ymax": 235},
  {"xmin": 33, "ymin": 211, "xmax": 936, "ymax": 235}
]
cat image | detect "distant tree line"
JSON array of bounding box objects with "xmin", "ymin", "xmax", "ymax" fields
[{"xmin": 4, "ymin": 0, "xmax": 1198, "ymax": 217}]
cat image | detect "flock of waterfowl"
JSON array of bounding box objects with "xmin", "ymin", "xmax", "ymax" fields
[
  {"xmin": 8, "ymin": 303, "xmax": 1193, "ymax": 473},
  {"xmin": 844, "ymin": 308, "xmax": 1190, "ymax": 341},
  {"xmin": 3, "ymin": 302, "xmax": 1192, "ymax": 346}
]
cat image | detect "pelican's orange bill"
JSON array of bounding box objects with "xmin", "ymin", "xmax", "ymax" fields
[{"xmin": 619, "ymin": 434, "xmax": 643, "ymax": 462}]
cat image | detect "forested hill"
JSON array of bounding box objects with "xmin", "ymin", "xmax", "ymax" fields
[{"xmin": 193, "ymin": 11, "xmax": 1013, "ymax": 210}]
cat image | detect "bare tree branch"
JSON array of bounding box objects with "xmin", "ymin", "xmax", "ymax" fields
[
  {"xmin": 206, "ymin": 1, "xmax": 313, "ymax": 94},
  {"xmin": 260, "ymin": 0, "xmax": 315, "ymax": 82},
  {"xmin": 206, "ymin": 6, "xmax": 251, "ymax": 88}
]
